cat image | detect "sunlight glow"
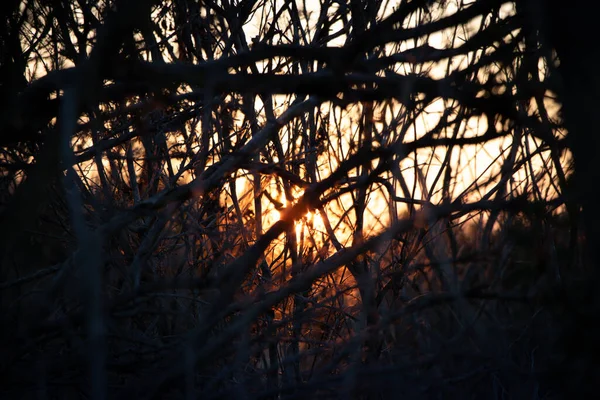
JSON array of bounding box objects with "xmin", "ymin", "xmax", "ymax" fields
[{"xmin": 43, "ymin": 0, "xmax": 567, "ymax": 281}]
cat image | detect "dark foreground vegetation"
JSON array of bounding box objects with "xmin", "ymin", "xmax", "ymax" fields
[{"xmin": 1, "ymin": 0, "xmax": 599, "ymax": 398}]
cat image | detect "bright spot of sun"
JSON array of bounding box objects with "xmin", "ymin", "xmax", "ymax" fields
[
  {"xmin": 295, "ymin": 222, "xmax": 303, "ymax": 239},
  {"xmin": 313, "ymin": 211, "xmax": 323, "ymax": 227},
  {"xmin": 263, "ymin": 190, "xmax": 327, "ymax": 246}
]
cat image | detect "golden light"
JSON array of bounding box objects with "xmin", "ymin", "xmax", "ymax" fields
[{"xmin": 295, "ymin": 221, "xmax": 303, "ymax": 242}]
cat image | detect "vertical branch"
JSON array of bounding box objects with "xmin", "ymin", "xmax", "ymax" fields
[{"xmin": 60, "ymin": 87, "xmax": 106, "ymax": 400}]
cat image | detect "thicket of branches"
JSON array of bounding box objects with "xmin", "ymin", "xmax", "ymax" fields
[{"xmin": 1, "ymin": 0, "xmax": 598, "ymax": 398}]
